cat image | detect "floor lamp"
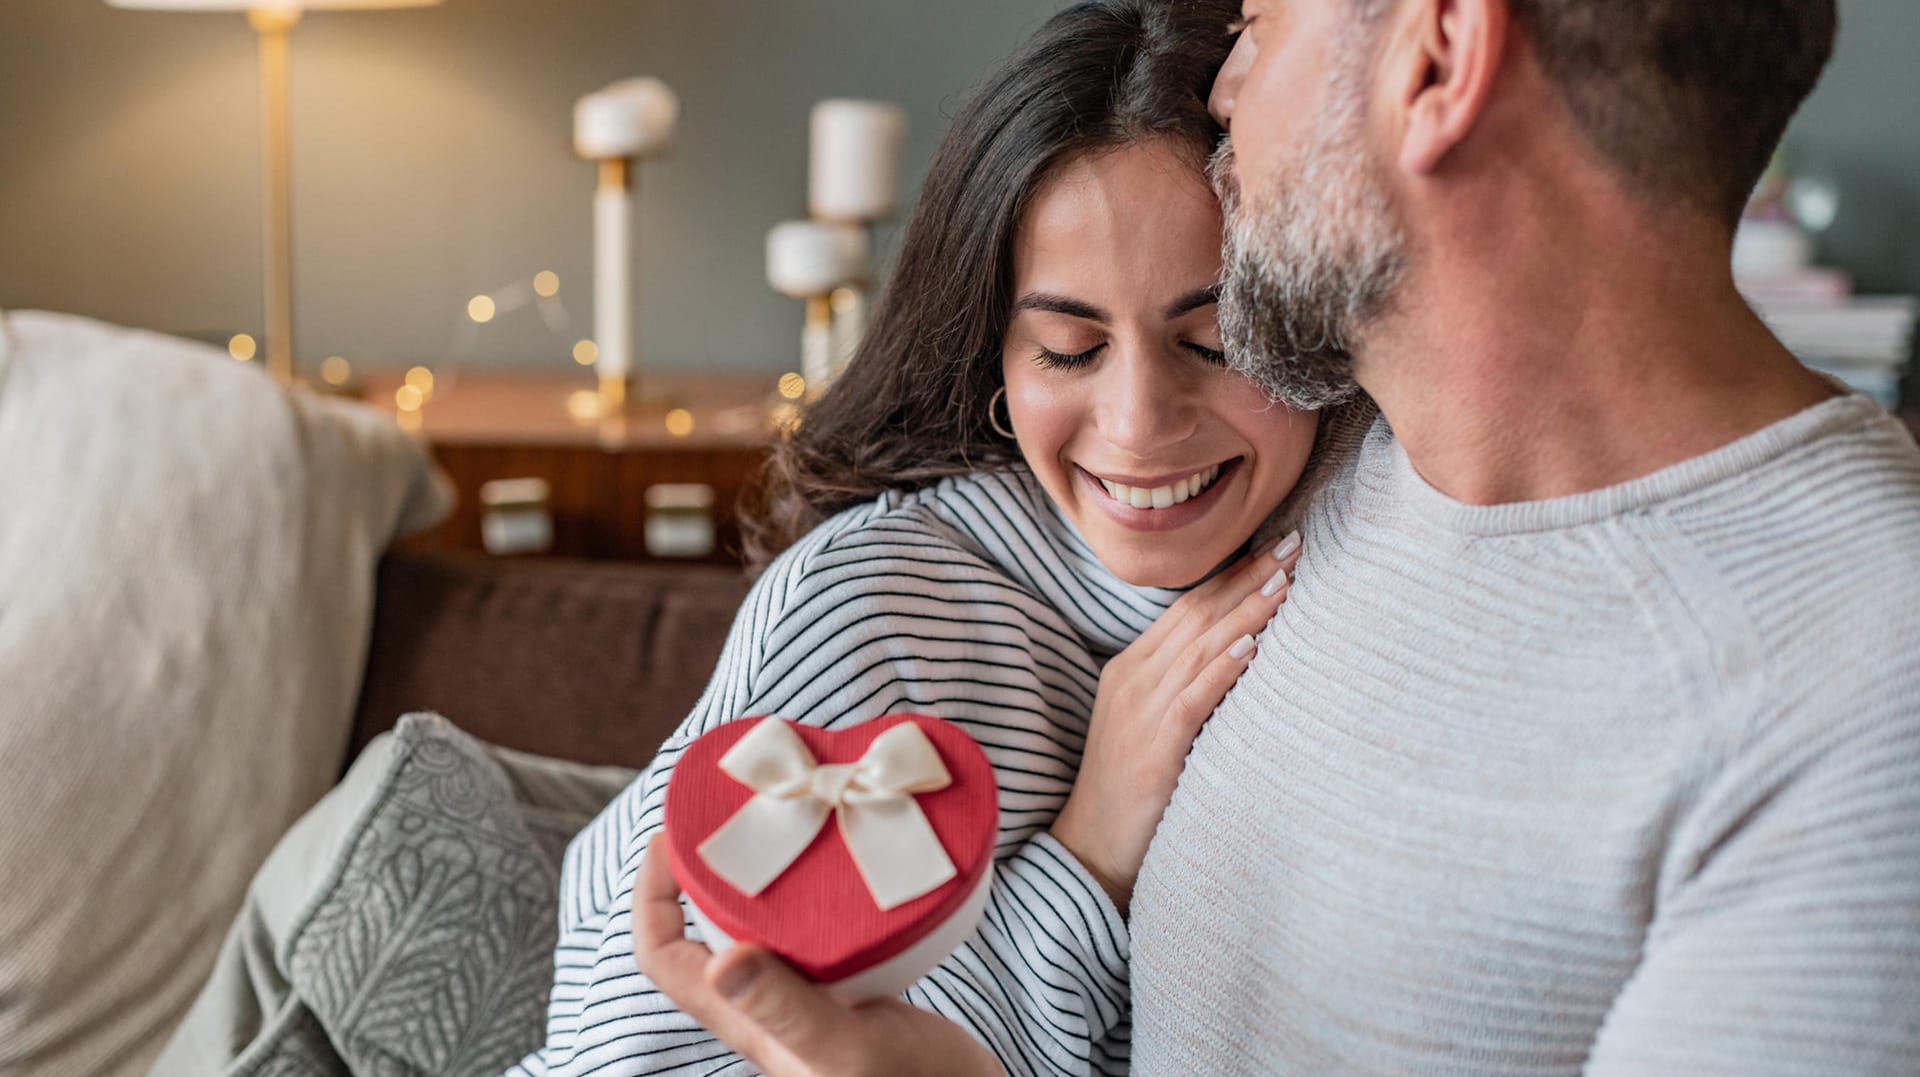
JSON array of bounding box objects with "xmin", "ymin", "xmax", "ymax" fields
[{"xmin": 106, "ymin": 0, "xmax": 443, "ymax": 384}]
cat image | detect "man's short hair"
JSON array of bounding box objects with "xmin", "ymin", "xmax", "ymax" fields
[{"xmin": 1505, "ymin": 0, "xmax": 1838, "ymax": 225}]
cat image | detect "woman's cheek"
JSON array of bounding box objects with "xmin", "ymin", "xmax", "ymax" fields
[
  {"xmin": 1006, "ymin": 373, "xmax": 1074, "ymax": 435},
  {"xmin": 1009, "ymin": 380, "xmax": 1094, "ymax": 488}
]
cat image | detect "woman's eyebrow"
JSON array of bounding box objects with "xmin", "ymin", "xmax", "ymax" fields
[
  {"xmin": 1164, "ymin": 284, "xmax": 1221, "ymax": 318},
  {"xmin": 1013, "ymin": 293, "xmax": 1110, "ymax": 323}
]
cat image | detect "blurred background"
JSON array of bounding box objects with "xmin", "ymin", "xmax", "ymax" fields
[
  {"xmin": 0, "ymin": 0, "xmax": 1913, "ymax": 376},
  {"xmin": 0, "ymin": 0, "xmax": 1070, "ymax": 374},
  {"xmin": 0, "ymin": 0, "xmax": 1915, "ymax": 564},
  {"xmin": 1, "ymin": 0, "xmax": 1910, "ymax": 377}
]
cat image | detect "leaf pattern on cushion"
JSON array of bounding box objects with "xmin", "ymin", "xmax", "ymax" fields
[{"xmin": 274, "ymin": 714, "xmax": 579, "ymax": 1077}]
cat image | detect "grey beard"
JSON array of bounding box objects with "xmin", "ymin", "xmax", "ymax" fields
[{"xmin": 1209, "ymin": 124, "xmax": 1407, "ymax": 412}]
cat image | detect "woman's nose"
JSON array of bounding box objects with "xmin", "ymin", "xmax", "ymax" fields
[{"xmin": 1095, "ymin": 347, "xmax": 1199, "ymax": 454}]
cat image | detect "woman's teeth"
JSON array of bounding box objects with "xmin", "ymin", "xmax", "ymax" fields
[{"xmin": 1098, "ymin": 464, "xmax": 1222, "ymax": 510}]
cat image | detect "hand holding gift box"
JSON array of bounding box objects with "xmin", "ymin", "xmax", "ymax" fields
[{"xmin": 665, "ymin": 714, "xmax": 998, "ymax": 1002}]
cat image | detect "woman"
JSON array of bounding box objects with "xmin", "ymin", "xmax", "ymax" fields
[{"xmin": 513, "ymin": 2, "xmax": 1318, "ymax": 1075}]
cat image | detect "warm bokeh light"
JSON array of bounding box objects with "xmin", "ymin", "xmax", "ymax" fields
[
  {"xmin": 396, "ymin": 410, "xmax": 423, "ymax": 433},
  {"xmin": 468, "ymin": 295, "xmax": 496, "ymax": 323},
  {"xmin": 830, "ymin": 286, "xmax": 859, "ymax": 314},
  {"xmin": 665, "ymin": 408, "xmax": 695, "ymax": 437},
  {"xmin": 777, "ymin": 372, "xmax": 806, "ymax": 400},
  {"xmin": 771, "ymin": 402, "xmax": 802, "ymax": 435},
  {"xmin": 394, "ymin": 384, "xmax": 424, "ymax": 412},
  {"xmin": 566, "ymin": 390, "xmax": 601, "ymax": 423},
  {"xmin": 533, "ymin": 270, "xmax": 560, "ymax": 297},
  {"xmin": 228, "ymin": 334, "xmax": 257, "ymax": 361},
  {"xmin": 404, "ymin": 365, "xmax": 435, "ymax": 400},
  {"xmin": 572, "ymin": 339, "xmax": 598, "ymax": 366},
  {"xmin": 320, "ymin": 356, "xmax": 352, "ymax": 385}
]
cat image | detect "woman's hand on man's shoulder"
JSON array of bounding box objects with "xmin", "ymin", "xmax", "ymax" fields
[{"xmin": 1050, "ymin": 530, "xmax": 1302, "ymax": 911}]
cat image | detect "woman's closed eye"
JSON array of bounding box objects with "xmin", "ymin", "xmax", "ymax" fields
[
  {"xmin": 1032, "ymin": 340, "xmax": 1227, "ymax": 369},
  {"xmin": 1033, "ymin": 343, "xmax": 1107, "ymax": 369}
]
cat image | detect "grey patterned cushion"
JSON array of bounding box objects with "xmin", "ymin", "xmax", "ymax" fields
[{"xmin": 238, "ymin": 714, "xmax": 634, "ymax": 1077}]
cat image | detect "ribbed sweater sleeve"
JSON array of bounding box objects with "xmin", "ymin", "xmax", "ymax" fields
[
  {"xmin": 1583, "ymin": 498, "xmax": 1920, "ymax": 1075},
  {"xmin": 1584, "ymin": 689, "xmax": 1920, "ymax": 1074}
]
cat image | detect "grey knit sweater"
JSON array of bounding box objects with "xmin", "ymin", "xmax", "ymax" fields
[{"xmin": 1131, "ymin": 394, "xmax": 1920, "ymax": 1074}]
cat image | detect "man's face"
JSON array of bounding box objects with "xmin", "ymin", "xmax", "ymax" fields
[{"xmin": 1207, "ymin": 0, "xmax": 1410, "ymax": 410}]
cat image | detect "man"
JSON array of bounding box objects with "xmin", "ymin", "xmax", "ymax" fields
[{"xmin": 638, "ymin": 0, "xmax": 1920, "ymax": 1072}]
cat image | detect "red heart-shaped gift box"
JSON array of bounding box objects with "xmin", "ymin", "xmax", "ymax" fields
[{"xmin": 665, "ymin": 713, "xmax": 997, "ymax": 1000}]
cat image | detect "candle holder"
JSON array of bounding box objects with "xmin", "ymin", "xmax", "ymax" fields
[
  {"xmin": 772, "ymin": 100, "xmax": 905, "ymax": 395},
  {"xmin": 767, "ymin": 221, "xmax": 870, "ymax": 398},
  {"xmin": 575, "ymin": 77, "xmax": 678, "ymax": 416}
]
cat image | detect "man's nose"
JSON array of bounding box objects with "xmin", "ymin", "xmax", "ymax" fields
[{"xmin": 1210, "ymin": 31, "xmax": 1255, "ymax": 130}]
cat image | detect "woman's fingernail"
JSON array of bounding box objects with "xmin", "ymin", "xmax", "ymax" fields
[
  {"xmin": 1229, "ymin": 634, "xmax": 1256, "ymax": 660},
  {"xmin": 1272, "ymin": 530, "xmax": 1302, "ymax": 560},
  {"xmin": 1260, "ymin": 565, "xmax": 1291, "ymax": 597}
]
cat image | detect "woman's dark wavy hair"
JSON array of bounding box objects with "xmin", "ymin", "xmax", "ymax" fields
[{"xmin": 742, "ymin": 0, "xmax": 1238, "ymax": 568}]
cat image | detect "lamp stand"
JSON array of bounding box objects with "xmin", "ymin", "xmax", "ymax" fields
[{"xmin": 248, "ymin": 6, "xmax": 298, "ymax": 384}]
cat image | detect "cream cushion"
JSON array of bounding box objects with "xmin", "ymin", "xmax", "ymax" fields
[{"xmin": 0, "ymin": 310, "xmax": 452, "ymax": 1077}]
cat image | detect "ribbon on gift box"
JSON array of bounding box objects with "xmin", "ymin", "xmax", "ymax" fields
[{"xmin": 697, "ymin": 718, "xmax": 959, "ymax": 911}]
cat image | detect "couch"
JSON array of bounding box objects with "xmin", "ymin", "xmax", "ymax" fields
[
  {"xmin": 147, "ymin": 551, "xmax": 755, "ymax": 1077},
  {"xmin": 0, "ymin": 306, "xmax": 753, "ymax": 1077},
  {"xmin": 347, "ymin": 551, "xmax": 750, "ymax": 773}
]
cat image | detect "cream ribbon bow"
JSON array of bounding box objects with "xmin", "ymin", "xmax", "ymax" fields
[{"xmin": 697, "ymin": 718, "xmax": 959, "ymax": 911}]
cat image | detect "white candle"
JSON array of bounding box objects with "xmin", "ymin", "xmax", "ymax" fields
[
  {"xmin": 594, "ymin": 175, "xmax": 632, "ymax": 382},
  {"xmin": 809, "ymin": 99, "xmax": 906, "ymax": 223},
  {"xmin": 575, "ymin": 77, "xmax": 677, "ymax": 391},
  {"xmin": 574, "ymin": 77, "xmax": 678, "ymax": 160},
  {"xmin": 766, "ymin": 220, "xmax": 869, "ymax": 298}
]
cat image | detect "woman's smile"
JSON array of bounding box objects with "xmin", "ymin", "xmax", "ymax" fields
[{"xmin": 1076, "ymin": 457, "xmax": 1243, "ymax": 532}]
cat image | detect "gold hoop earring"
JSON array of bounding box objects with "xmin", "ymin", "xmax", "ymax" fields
[{"xmin": 988, "ymin": 387, "xmax": 1016, "ymax": 440}]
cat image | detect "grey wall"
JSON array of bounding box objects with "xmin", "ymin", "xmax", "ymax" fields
[
  {"xmin": 1784, "ymin": 0, "xmax": 1920, "ymax": 298},
  {"xmin": 1, "ymin": 0, "xmax": 1915, "ymax": 375},
  {"xmin": 0, "ymin": 0, "xmax": 1069, "ymax": 374}
]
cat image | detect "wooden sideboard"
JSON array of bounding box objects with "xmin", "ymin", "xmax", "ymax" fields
[
  {"xmin": 359, "ymin": 375, "xmax": 1916, "ymax": 566},
  {"xmin": 361, "ymin": 372, "xmax": 784, "ymax": 564}
]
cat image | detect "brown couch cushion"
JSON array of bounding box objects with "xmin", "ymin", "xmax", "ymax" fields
[{"xmin": 350, "ymin": 553, "xmax": 751, "ymax": 770}]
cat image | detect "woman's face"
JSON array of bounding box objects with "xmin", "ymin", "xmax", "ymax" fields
[{"xmin": 1001, "ymin": 141, "xmax": 1318, "ymax": 588}]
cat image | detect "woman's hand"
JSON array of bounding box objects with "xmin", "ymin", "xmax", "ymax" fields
[
  {"xmin": 633, "ymin": 836, "xmax": 1006, "ymax": 1077},
  {"xmin": 1050, "ymin": 530, "xmax": 1300, "ymax": 910}
]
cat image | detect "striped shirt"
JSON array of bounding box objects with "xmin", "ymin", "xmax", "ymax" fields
[{"xmin": 509, "ymin": 466, "xmax": 1178, "ymax": 1077}]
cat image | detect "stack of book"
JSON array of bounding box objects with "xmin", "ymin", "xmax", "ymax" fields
[{"xmin": 1740, "ymin": 269, "xmax": 1916, "ymax": 410}]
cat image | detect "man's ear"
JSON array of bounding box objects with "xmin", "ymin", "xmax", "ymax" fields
[{"xmin": 1384, "ymin": 0, "xmax": 1510, "ymax": 177}]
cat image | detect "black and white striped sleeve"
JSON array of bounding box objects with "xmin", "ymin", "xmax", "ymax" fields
[{"xmin": 508, "ymin": 504, "xmax": 1131, "ymax": 1077}]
